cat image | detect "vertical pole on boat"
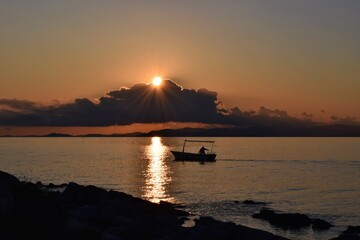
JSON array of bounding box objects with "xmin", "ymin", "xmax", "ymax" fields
[{"xmin": 182, "ymin": 140, "xmax": 187, "ymax": 152}]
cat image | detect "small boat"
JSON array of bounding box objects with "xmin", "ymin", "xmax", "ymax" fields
[{"xmin": 171, "ymin": 139, "xmax": 216, "ymax": 162}]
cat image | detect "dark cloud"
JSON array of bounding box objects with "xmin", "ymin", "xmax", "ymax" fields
[
  {"xmin": 330, "ymin": 115, "xmax": 359, "ymax": 125},
  {"xmin": 225, "ymin": 106, "xmax": 310, "ymax": 128},
  {"xmin": 0, "ymin": 80, "xmax": 222, "ymax": 126},
  {"xmin": 301, "ymin": 112, "xmax": 313, "ymax": 119},
  {"xmin": 101, "ymin": 81, "xmax": 221, "ymax": 123},
  {"xmin": 0, "ymin": 79, "xmax": 353, "ymax": 128},
  {"xmin": 258, "ymin": 106, "xmax": 289, "ymax": 118},
  {"xmin": 330, "ymin": 115, "xmax": 338, "ymax": 121},
  {"xmin": 0, "ymin": 99, "xmax": 41, "ymax": 112}
]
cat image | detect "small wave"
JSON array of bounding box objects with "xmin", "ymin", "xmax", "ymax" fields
[{"xmin": 287, "ymin": 188, "xmax": 307, "ymax": 192}]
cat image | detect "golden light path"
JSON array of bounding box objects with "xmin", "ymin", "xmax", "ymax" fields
[{"xmin": 143, "ymin": 137, "xmax": 174, "ymax": 203}]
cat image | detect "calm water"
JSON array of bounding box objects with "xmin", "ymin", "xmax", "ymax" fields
[{"xmin": 0, "ymin": 137, "xmax": 359, "ymax": 240}]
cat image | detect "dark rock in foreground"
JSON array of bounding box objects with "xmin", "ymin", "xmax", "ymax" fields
[
  {"xmin": 243, "ymin": 200, "xmax": 267, "ymax": 205},
  {"xmin": 253, "ymin": 208, "xmax": 333, "ymax": 230},
  {"xmin": 343, "ymin": 226, "xmax": 360, "ymax": 235},
  {"xmin": 253, "ymin": 208, "xmax": 311, "ymax": 229},
  {"xmin": 311, "ymin": 218, "xmax": 333, "ymax": 230},
  {"xmin": 0, "ymin": 171, "xmax": 287, "ymax": 240},
  {"xmin": 331, "ymin": 226, "xmax": 360, "ymax": 240}
]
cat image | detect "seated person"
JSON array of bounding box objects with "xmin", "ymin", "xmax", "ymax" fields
[{"xmin": 198, "ymin": 146, "xmax": 208, "ymax": 155}]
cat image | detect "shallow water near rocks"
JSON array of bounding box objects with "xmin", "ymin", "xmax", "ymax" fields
[{"xmin": 0, "ymin": 137, "xmax": 359, "ymax": 240}]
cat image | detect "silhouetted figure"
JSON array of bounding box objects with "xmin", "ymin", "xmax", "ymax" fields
[{"xmin": 198, "ymin": 146, "xmax": 208, "ymax": 155}]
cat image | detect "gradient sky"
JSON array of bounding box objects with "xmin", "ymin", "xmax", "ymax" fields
[{"xmin": 1, "ymin": 0, "xmax": 360, "ymax": 122}]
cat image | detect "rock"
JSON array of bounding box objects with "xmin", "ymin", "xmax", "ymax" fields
[
  {"xmin": 159, "ymin": 200, "xmax": 174, "ymax": 207},
  {"xmin": 0, "ymin": 191, "xmax": 15, "ymax": 214},
  {"xmin": 253, "ymin": 208, "xmax": 333, "ymax": 231},
  {"xmin": 253, "ymin": 208, "xmax": 276, "ymax": 220},
  {"xmin": 311, "ymin": 218, "xmax": 333, "ymax": 230},
  {"xmin": 0, "ymin": 170, "xmax": 19, "ymax": 189},
  {"xmin": 331, "ymin": 226, "xmax": 360, "ymax": 240},
  {"xmin": 253, "ymin": 208, "xmax": 311, "ymax": 229},
  {"xmin": 243, "ymin": 200, "xmax": 266, "ymax": 205},
  {"xmin": 331, "ymin": 234, "xmax": 360, "ymax": 240},
  {"xmin": 102, "ymin": 230, "xmax": 126, "ymax": 240},
  {"xmin": 0, "ymin": 171, "xmax": 20, "ymax": 214},
  {"xmin": 64, "ymin": 220, "xmax": 101, "ymax": 240},
  {"xmin": 47, "ymin": 183, "xmax": 67, "ymax": 188},
  {"xmin": 159, "ymin": 200, "xmax": 186, "ymax": 209},
  {"xmin": 62, "ymin": 182, "xmax": 108, "ymax": 205},
  {"xmin": 190, "ymin": 216, "xmax": 288, "ymax": 240},
  {"xmin": 112, "ymin": 216, "xmax": 133, "ymax": 226},
  {"xmin": 344, "ymin": 226, "xmax": 360, "ymax": 234},
  {"xmin": 69, "ymin": 205, "xmax": 99, "ymax": 221},
  {"xmin": 0, "ymin": 170, "xmax": 289, "ymax": 240}
]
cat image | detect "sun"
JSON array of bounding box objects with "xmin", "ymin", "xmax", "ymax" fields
[{"xmin": 152, "ymin": 76, "xmax": 162, "ymax": 86}]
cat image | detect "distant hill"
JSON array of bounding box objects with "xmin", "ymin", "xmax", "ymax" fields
[
  {"xmin": 143, "ymin": 124, "xmax": 360, "ymax": 137},
  {"xmin": 1, "ymin": 124, "xmax": 360, "ymax": 137},
  {"xmin": 45, "ymin": 133, "xmax": 73, "ymax": 137}
]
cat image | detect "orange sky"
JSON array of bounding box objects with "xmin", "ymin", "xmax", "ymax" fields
[{"xmin": 1, "ymin": 1, "xmax": 359, "ymax": 129}]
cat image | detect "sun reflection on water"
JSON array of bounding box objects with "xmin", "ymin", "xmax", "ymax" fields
[{"xmin": 143, "ymin": 137, "xmax": 173, "ymax": 203}]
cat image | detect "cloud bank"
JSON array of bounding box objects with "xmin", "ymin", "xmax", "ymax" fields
[
  {"xmin": 0, "ymin": 80, "xmax": 357, "ymax": 128},
  {"xmin": 1, "ymin": 80, "xmax": 221, "ymax": 126}
]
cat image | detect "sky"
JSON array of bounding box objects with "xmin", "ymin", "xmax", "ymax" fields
[{"xmin": 1, "ymin": 1, "xmax": 360, "ymax": 134}]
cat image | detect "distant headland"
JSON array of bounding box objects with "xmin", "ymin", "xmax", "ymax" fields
[{"xmin": 2, "ymin": 124, "xmax": 360, "ymax": 137}]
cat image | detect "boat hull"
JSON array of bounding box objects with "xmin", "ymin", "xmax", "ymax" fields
[{"xmin": 171, "ymin": 151, "xmax": 216, "ymax": 162}]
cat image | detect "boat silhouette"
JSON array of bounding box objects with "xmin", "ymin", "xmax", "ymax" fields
[{"xmin": 171, "ymin": 139, "xmax": 216, "ymax": 162}]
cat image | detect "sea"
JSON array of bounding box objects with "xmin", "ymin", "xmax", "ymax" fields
[{"xmin": 0, "ymin": 137, "xmax": 359, "ymax": 240}]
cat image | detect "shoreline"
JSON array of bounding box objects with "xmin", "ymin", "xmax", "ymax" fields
[
  {"xmin": 0, "ymin": 170, "xmax": 287, "ymax": 240},
  {"xmin": 1, "ymin": 170, "xmax": 359, "ymax": 239}
]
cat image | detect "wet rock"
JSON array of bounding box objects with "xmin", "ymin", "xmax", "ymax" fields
[
  {"xmin": 62, "ymin": 182, "xmax": 109, "ymax": 206},
  {"xmin": 0, "ymin": 170, "xmax": 19, "ymax": 189},
  {"xmin": 253, "ymin": 208, "xmax": 333, "ymax": 231},
  {"xmin": 102, "ymin": 230, "xmax": 126, "ymax": 240},
  {"xmin": 331, "ymin": 236, "xmax": 360, "ymax": 240},
  {"xmin": 331, "ymin": 226, "xmax": 360, "ymax": 240},
  {"xmin": 159, "ymin": 200, "xmax": 186, "ymax": 209},
  {"xmin": 64, "ymin": 220, "xmax": 101, "ymax": 240},
  {"xmin": 344, "ymin": 226, "xmax": 360, "ymax": 234},
  {"xmin": 0, "ymin": 170, "xmax": 289, "ymax": 240},
  {"xmin": 0, "ymin": 172, "xmax": 18, "ymax": 214},
  {"xmin": 70, "ymin": 205, "xmax": 99, "ymax": 221},
  {"xmin": 253, "ymin": 209, "xmax": 277, "ymax": 220},
  {"xmin": 189, "ymin": 216, "xmax": 288, "ymax": 240},
  {"xmin": 112, "ymin": 216, "xmax": 133, "ymax": 226},
  {"xmin": 253, "ymin": 208, "xmax": 311, "ymax": 229},
  {"xmin": 311, "ymin": 218, "xmax": 333, "ymax": 230},
  {"xmin": 0, "ymin": 191, "xmax": 14, "ymax": 215},
  {"xmin": 1, "ymin": 181, "xmax": 65, "ymax": 239},
  {"xmin": 47, "ymin": 183, "xmax": 68, "ymax": 188},
  {"xmin": 243, "ymin": 200, "xmax": 266, "ymax": 205}
]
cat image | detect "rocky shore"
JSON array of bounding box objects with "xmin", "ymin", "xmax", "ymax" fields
[
  {"xmin": 1, "ymin": 170, "xmax": 359, "ymax": 240},
  {"xmin": 0, "ymin": 170, "xmax": 287, "ymax": 240}
]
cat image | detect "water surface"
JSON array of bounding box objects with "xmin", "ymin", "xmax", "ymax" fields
[{"xmin": 0, "ymin": 137, "xmax": 359, "ymax": 240}]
